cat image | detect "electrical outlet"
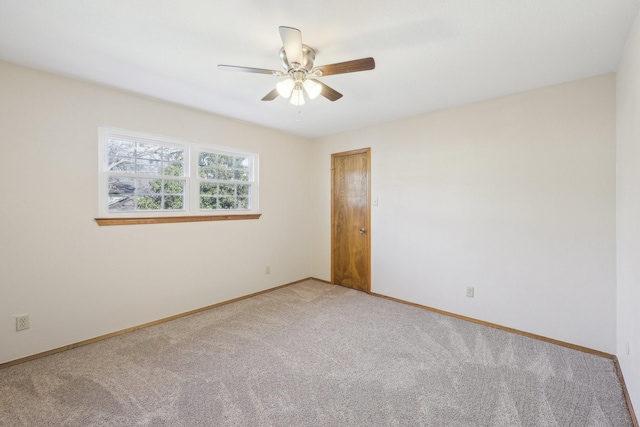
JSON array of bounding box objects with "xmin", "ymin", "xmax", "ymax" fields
[
  {"xmin": 16, "ymin": 314, "xmax": 30, "ymax": 331},
  {"xmin": 466, "ymin": 287, "xmax": 474, "ymax": 298},
  {"xmin": 265, "ymin": 266, "xmax": 271, "ymax": 274}
]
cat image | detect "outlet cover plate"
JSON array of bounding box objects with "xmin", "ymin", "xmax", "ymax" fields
[{"xmin": 16, "ymin": 314, "xmax": 30, "ymax": 331}]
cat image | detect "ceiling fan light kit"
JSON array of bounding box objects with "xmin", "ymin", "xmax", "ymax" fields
[
  {"xmin": 276, "ymin": 78, "xmax": 295, "ymax": 98},
  {"xmin": 303, "ymin": 79, "xmax": 322, "ymax": 99},
  {"xmin": 290, "ymin": 87, "xmax": 305, "ymax": 106},
  {"xmin": 218, "ymin": 26, "xmax": 375, "ymax": 106}
]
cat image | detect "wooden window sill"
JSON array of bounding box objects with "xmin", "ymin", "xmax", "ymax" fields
[{"xmin": 95, "ymin": 214, "xmax": 261, "ymax": 226}]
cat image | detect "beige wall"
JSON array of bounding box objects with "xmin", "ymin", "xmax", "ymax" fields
[
  {"xmin": 617, "ymin": 7, "xmax": 640, "ymax": 412},
  {"xmin": 0, "ymin": 58, "xmax": 624, "ymax": 384},
  {"xmin": 0, "ymin": 61, "xmax": 312, "ymax": 363},
  {"xmin": 311, "ymin": 74, "xmax": 617, "ymax": 353}
]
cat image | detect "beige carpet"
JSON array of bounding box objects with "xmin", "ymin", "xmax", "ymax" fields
[{"xmin": 0, "ymin": 279, "xmax": 633, "ymax": 426}]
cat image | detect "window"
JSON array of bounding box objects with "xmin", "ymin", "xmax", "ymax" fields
[
  {"xmin": 198, "ymin": 151, "xmax": 252, "ymax": 211},
  {"xmin": 98, "ymin": 127, "xmax": 258, "ymax": 218}
]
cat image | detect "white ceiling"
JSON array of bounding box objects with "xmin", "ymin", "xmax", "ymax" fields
[{"xmin": 1, "ymin": 0, "xmax": 638, "ymax": 139}]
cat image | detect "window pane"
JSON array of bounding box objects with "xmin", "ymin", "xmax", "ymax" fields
[
  {"xmin": 108, "ymin": 196, "xmax": 135, "ymax": 212},
  {"xmin": 237, "ymin": 184, "xmax": 250, "ymax": 196},
  {"xmin": 109, "ymin": 159, "xmax": 135, "ymax": 173},
  {"xmin": 165, "ymin": 148, "xmax": 184, "ymax": 162},
  {"xmin": 137, "ymin": 196, "xmax": 161, "ymax": 210},
  {"xmin": 200, "ymin": 196, "xmax": 217, "ymax": 209},
  {"xmin": 219, "ymin": 155, "xmax": 233, "ymax": 168},
  {"xmin": 199, "ymin": 167, "xmax": 217, "ymax": 179},
  {"xmin": 218, "ymin": 169, "xmax": 232, "ymax": 180},
  {"xmin": 233, "ymin": 170, "xmax": 248, "ymax": 181},
  {"xmin": 200, "ymin": 183, "xmax": 218, "ymax": 195},
  {"xmin": 137, "ymin": 179, "xmax": 162, "ymax": 194},
  {"xmin": 164, "ymin": 180, "xmax": 184, "ymax": 194},
  {"xmin": 136, "ymin": 159, "xmax": 162, "ymax": 175},
  {"xmin": 237, "ymin": 197, "xmax": 249, "ymax": 209},
  {"xmin": 108, "ymin": 177, "xmax": 135, "ymax": 195},
  {"xmin": 108, "ymin": 139, "xmax": 135, "ymax": 157},
  {"xmin": 164, "ymin": 196, "xmax": 184, "ymax": 210},
  {"xmin": 199, "ymin": 152, "xmax": 217, "ymax": 167},
  {"xmin": 219, "ymin": 184, "xmax": 235, "ymax": 196},
  {"xmin": 107, "ymin": 139, "xmax": 135, "ymax": 172},
  {"xmin": 234, "ymin": 157, "xmax": 249, "ymax": 169},
  {"xmin": 219, "ymin": 196, "xmax": 235, "ymax": 209},
  {"xmin": 163, "ymin": 162, "xmax": 183, "ymax": 176},
  {"xmin": 137, "ymin": 143, "xmax": 163, "ymax": 160}
]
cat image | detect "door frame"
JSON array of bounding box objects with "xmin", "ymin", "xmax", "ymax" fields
[{"xmin": 331, "ymin": 147, "xmax": 371, "ymax": 292}]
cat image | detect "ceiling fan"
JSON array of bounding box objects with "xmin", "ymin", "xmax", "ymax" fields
[{"xmin": 218, "ymin": 26, "xmax": 375, "ymax": 106}]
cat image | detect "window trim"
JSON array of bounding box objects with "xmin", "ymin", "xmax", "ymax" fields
[
  {"xmin": 95, "ymin": 214, "xmax": 261, "ymax": 226},
  {"xmin": 97, "ymin": 127, "xmax": 260, "ymax": 222}
]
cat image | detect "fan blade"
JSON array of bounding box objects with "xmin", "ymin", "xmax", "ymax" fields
[
  {"xmin": 261, "ymin": 88, "xmax": 279, "ymax": 101},
  {"xmin": 218, "ymin": 65, "xmax": 282, "ymax": 75},
  {"xmin": 314, "ymin": 57, "xmax": 375, "ymax": 76},
  {"xmin": 279, "ymin": 26, "xmax": 303, "ymax": 67},
  {"xmin": 317, "ymin": 81, "xmax": 343, "ymax": 101}
]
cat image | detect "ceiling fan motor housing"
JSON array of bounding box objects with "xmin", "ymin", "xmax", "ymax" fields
[{"xmin": 280, "ymin": 45, "xmax": 316, "ymax": 72}]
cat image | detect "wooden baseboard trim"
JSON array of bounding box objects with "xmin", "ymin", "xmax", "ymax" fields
[
  {"xmin": 309, "ymin": 277, "xmax": 333, "ymax": 285},
  {"xmin": 613, "ymin": 356, "xmax": 639, "ymax": 427},
  {"xmin": 369, "ymin": 291, "xmax": 638, "ymax": 424},
  {"xmin": 0, "ymin": 277, "xmax": 313, "ymax": 370},
  {"xmin": 369, "ymin": 291, "xmax": 613, "ymax": 358},
  {"xmin": 309, "ymin": 280, "xmax": 612, "ymax": 358}
]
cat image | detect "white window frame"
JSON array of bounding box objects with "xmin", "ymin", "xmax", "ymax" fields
[{"xmin": 98, "ymin": 127, "xmax": 259, "ymax": 218}]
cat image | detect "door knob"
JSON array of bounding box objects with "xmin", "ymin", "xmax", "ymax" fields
[{"xmin": 359, "ymin": 228, "xmax": 366, "ymax": 234}]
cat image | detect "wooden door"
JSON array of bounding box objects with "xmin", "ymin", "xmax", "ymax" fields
[{"xmin": 331, "ymin": 148, "xmax": 371, "ymax": 292}]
